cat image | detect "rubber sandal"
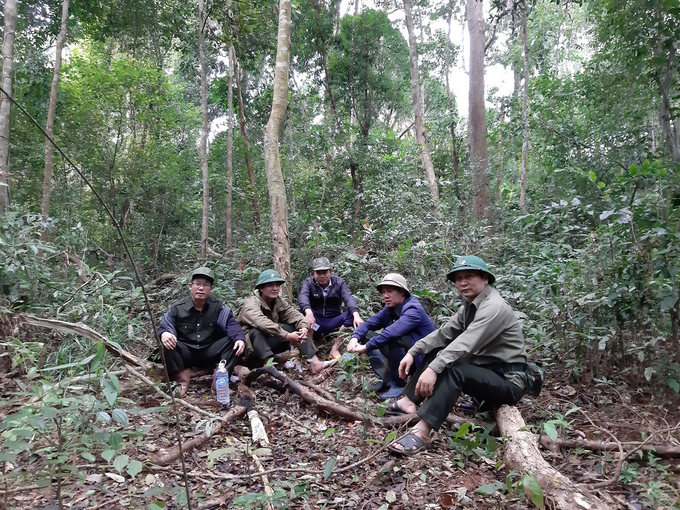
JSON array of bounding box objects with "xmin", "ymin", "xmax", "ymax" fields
[
  {"xmin": 385, "ymin": 400, "xmax": 411, "ymax": 416},
  {"xmin": 388, "ymin": 433, "xmax": 431, "ymax": 456}
]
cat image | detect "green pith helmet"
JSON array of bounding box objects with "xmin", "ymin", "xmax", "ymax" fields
[
  {"xmin": 446, "ymin": 256, "xmax": 496, "ymax": 285},
  {"xmin": 191, "ymin": 266, "xmax": 215, "ymax": 284},
  {"xmin": 256, "ymin": 269, "xmax": 286, "ymax": 288},
  {"xmin": 376, "ymin": 273, "xmax": 410, "ymax": 295},
  {"xmin": 311, "ymin": 257, "xmax": 331, "ymax": 271}
]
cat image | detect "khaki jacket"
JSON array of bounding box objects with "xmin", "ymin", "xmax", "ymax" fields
[{"xmin": 237, "ymin": 291, "xmax": 308, "ymax": 344}]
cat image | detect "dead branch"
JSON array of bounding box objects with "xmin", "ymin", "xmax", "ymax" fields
[
  {"xmin": 541, "ymin": 435, "xmax": 680, "ymax": 459},
  {"xmin": 496, "ymin": 405, "xmax": 609, "ymax": 510},
  {"xmin": 250, "ymin": 454, "xmax": 274, "ymax": 510},
  {"xmin": 20, "ymin": 314, "xmax": 151, "ymax": 370},
  {"xmin": 149, "ymin": 273, "xmax": 179, "ymax": 287},
  {"xmin": 246, "ymin": 366, "xmax": 375, "ymax": 424},
  {"xmin": 206, "ymin": 247, "xmax": 223, "ymax": 259},
  {"xmin": 62, "ymin": 253, "xmax": 89, "ymax": 283},
  {"xmin": 299, "ymin": 379, "xmax": 336, "ymax": 401},
  {"xmin": 248, "ymin": 410, "xmax": 269, "ymax": 446}
]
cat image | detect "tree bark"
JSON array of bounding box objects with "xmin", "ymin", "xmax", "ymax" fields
[
  {"xmin": 445, "ymin": 0, "xmax": 464, "ymax": 221},
  {"xmin": 519, "ymin": 0, "xmax": 530, "ymax": 214},
  {"xmin": 233, "ymin": 48, "xmax": 261, "ymax": 229},
  {"xmin": 0, "ymin": 0, "xmax": 17, "ymax": 214},
  {"xmin": 40, "ymin": 0, "xmax": 69, "ymax": 240},
  {"xmin": 312, "ymin": 0, "xmax": 336, "ymax": 116},
  {"xmin": 264, "ymin": 0, "xmax": 293, "ymax": 298},
  {"xmin": 496, "ymin": 405, "xmax": 609, "ymax": 510},
  {"xmin": 403, "ymin": 0, "xmax": 440, "ymax": 209},
  {"xmin": 226, "ymin": 45, "xmax": 234, "ymax": 251},
  {"xmin": 467, "ymin": 0, "xmax": 490, "ymax": 222},
  {"xmin": 198, "ymin": 0, "xmax": 210, "ymax": 257}
]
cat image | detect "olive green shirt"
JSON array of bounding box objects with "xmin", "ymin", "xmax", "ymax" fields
[
  {"xmin": 237, "ymin": 290, "xmax": 309, "ymax": 341},
  {"xmin": 408, "ymin": 285, "xmax": 527, "ymax": 388}
]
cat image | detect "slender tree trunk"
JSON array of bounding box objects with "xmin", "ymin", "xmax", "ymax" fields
[
  {"xmin": 468, "ymin": 0, "xmax": 490, "ymax": 222},
  {"xmin": 496, "ymin": 100, "xmax": 505, "ymax": 201},
  {"xmin": 198, "ymin": 0, "xmax": 210, "ymax": 257},
  {"xmin": 0, "ymin": 0, "xmax": 17, "ymax": 214},
  {"xmin": 226, "ymin": 46, "xmax": 235, "ymax": 251},
  {"xmin": 403, "ymin": 0, "xmax": 439, "ymax": 209},
  {"xmin": 264, "ymin": 0, "xmax": 293, "ymax": 299},
  {"xmin": 445, "ymin": 0, "xmax": 463, "ymax": 221},
  {"xmin": 312, "ymin": 0, "xmax": 336, "ymax": 116},
  {"xmin": 519, "ymin": 0, "xmax": 530, "ymax": 213},
  {"xmin": 40, "ymin": 0, "xmax": 70, "ymax": 240},
  {"xmin": 233, "ymin": 49, "xmax": 261, "ymax": 229}
]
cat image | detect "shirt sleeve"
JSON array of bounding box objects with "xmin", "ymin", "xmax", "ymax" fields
[
  {"xmin": 422, "ymin": 303, "xmax": 509, "ymax": 374},
  {"xmin": 217, "ymin": 305, "xmax": 246, "ymax": 342},
  {"xmin": 339, "ymin": 278, "xmax": 359, "ymax": 316},
  {"xmin": 157, "ymin": 305, "xmax": 177, "ymax": 338},
  {"xmin": 364, "ymin": 305, "xmax": 422, "ymax": 351},
  {"xmin": 352, "ymin": 306, "xmax": 389, "ymax": 341},
  {"xmin": 298, "ymin": 278, "xmax": 313, "ymax": 313}
]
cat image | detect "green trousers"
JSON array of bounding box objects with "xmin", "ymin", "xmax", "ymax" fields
[{"xmin": 405, "ymin": 349, "xmax": 525, "ymax": 431}]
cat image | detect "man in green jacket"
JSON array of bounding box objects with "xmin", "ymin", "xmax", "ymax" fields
[
  {"xmin": 388, "ymin": 256, "xmax": 527, "ymax": 455},
  {"xmin": 237, "ymin": 269, "xmax": 325, "ymax": 374}
]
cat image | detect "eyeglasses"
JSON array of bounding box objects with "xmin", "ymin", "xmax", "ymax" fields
[{"xmin": 191, "ymin": 282, "xmax": 212, "ymax": 289}]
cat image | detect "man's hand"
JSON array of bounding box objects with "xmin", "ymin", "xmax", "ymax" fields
[
  {"xmin": 415, "ymin": 367, "xmax": 438, "ymax": 398},
  {"xmin": 346, "ymin": 337, "xmax": 366, "ymax": 354},
  {"xmin": 285, "ymin": 330, "xmax": 304, "ymax": 347},
  {"xmin": 398, "ymin": 353, "xmax": 414, "ymax": 380},
  {"xmin": 304, "ymin": 310, "xmax": 316, "ymax": 330},
  {"xmin": 161, "ymin": 332, "xmax": 177, "ymax": 350},
  {"xmin": 352, "ymin": 312, "xmax": 364, "ymax": 328},
  {"xmin": 233, "ymin": 340, "xmax": 245, "ymax": 356}
]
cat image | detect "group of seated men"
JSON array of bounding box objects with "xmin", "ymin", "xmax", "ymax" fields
[{"xmin": 157, "ymin": 255, "xmax": 528, "ymax": 455}]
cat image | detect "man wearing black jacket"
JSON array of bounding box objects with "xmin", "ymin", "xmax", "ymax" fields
[
  {"xmin": 298, "ymin": 257, "xmax": 364, "ymax": 358},
  {"xmin": 157, "ymin": 267, "xmax": 245, "ymax": 397}
]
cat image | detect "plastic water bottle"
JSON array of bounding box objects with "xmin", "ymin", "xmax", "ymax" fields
[{"xmin": 215, "ymin": 360, "xmax": 230, "ymax": 406}]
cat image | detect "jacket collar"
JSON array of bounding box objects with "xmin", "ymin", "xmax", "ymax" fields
[
  {"xmin": 463, "ymin": 284, "xmax": 494, "ymax": 308},
  {"xmin": 254, "ymin": 289, "xmax": 279, "ymax": 311}
]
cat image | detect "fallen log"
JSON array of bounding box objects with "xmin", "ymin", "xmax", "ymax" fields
[
  {"xmin": 63, "ymin": 253, "xmax": 89, "ymax": 283},
  {"xmin": 246, "ymin": 366, "xmax": 375, "ymax": 424},
  {"xmin": 20, "ymin": 314, "xmax": 151, "ymax": 370},
  {"xmin": 541, "ymin": 435, "xmax": 680, "ymax": 459},
  {"xmin": 149, "ymin": 273, "xmax": 179, "ymax": 287},
  {"xmin": 496, "ymin": 405, "xmax": 609, "ymax": 510}
]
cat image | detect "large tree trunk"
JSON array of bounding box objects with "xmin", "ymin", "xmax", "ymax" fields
[
  {"xmin": 0, "ymin": 0, "xmax": 17, "ymax": 214},
  {"xmin": 226, "ymin": 45, "xmax": 235, "ymax": 251},
  {"xmin": 263, "ymin": 0, "xmax": 293, "ymax": 299},
  {"xmin": 467, "ymin": 0, "xmax": 490, "ymax": 222},
  {"xmin": 312, "ymin": 0, "xmax": 336, "ymax": 116},
  {"xmin": 198, "ymin": 0, "xmax": 210, "ymax": 257},
  {"xmin": 445, "ymin": 0, "xmax": 464, "ymax": 222},
  {"xmin": 403, "ymin": 0, "xmax": 439, "ymax": 209},
  {"xmin": 40, "ymin": 0, "xmax": 70, "ymax": 240},
  {"xmin": 233, "ymin": 50, "xmax": 261, "ymax": 229},
  {"xmin": 519, "ymin": 0, "xmax": 530, "ymax": 214}
]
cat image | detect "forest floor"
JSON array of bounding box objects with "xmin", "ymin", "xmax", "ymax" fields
[{"xmin": 2, "ymin": 344, "xmax": 680, "ymax": 510}]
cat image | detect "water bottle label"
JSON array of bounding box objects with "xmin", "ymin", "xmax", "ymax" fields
[{"xmin": 216, "ymin": 377, "xmax": 227, "ymax": 386}]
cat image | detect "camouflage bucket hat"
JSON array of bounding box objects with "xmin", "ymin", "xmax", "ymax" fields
[
  {"xmin": 256, "ymin": 269, "xmax": 286, "ymax": 288},
  {"xmin": 446, "ymin": 255, "xmax": 496, "ymax": 285},
  {"xmin": 191, "ymin": 266, "xmax": 215, "ymax": 284},
  {"xmin": 311, "ymin": 257, "xmax": 332, "ymax": 271}
]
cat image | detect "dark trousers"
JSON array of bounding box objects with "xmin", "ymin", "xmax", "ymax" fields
[
  {"xmin": 163, "ymin": 336, "xmax": 242, "ymax": 376},
  {"xmin": 312, "ymin": 310, "xmax": 353, "ymax": 341},
  {"xmin": 366, "ymin": 332, "xmax": 413, "ymax": 387},
  {"xmin": 405, "ymin": 350, "xmax": 525, "ymax": 431},
  {"xmin": 250, "ymin": 324, "xmax": 318, "ymax": 360}
]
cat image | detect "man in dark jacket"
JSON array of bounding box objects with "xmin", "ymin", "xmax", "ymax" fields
[
  {"xmin": 347, "ymin": 273, "xmax": 435, "ymax": 399},
  {"xmin": 157, "ymin": 267, "xmax": 245, "ymax": 398},
  {"xmin": 387, "ymin": 256, "xmax": 527, "ymax": 456},
  {"xmin": 299, "ymin": 257, "xmax": 364, "ymax": 358}
]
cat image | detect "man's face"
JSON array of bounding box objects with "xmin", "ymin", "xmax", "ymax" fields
[
  {"xmin": 260, "ymin": 282, "xmax": 281, "ymax": 301},
  {"xmin": 454, "ymin": 270, "xmax": 488, "ymax": 301},
  {"xmin": 380, "ymin": 285, "xmax": 406, "ymax": 308},
  {"xmin": 313, "ymin": 269, "xmax": 331, "ymax": 287},
  {"xmin": 189, "ymin": 278, "xmax": 213, "ymax": 302}
]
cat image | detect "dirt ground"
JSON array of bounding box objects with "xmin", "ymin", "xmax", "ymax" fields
[{"xmin": 1, "ymin": 349, "xmax": 679, "ymax": 510}]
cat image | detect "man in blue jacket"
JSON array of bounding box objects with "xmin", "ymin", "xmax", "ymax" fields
[
  {"xmin": 157, "ymin": 267, "xmax": 246, "ymax": 398},
  {"xmin": 347, "ymin": 273, "xmax": 435, "ymax": 399},
  {"xmin": 299, "ymin": 257, "xmax": 364, "ymax": 359}
]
